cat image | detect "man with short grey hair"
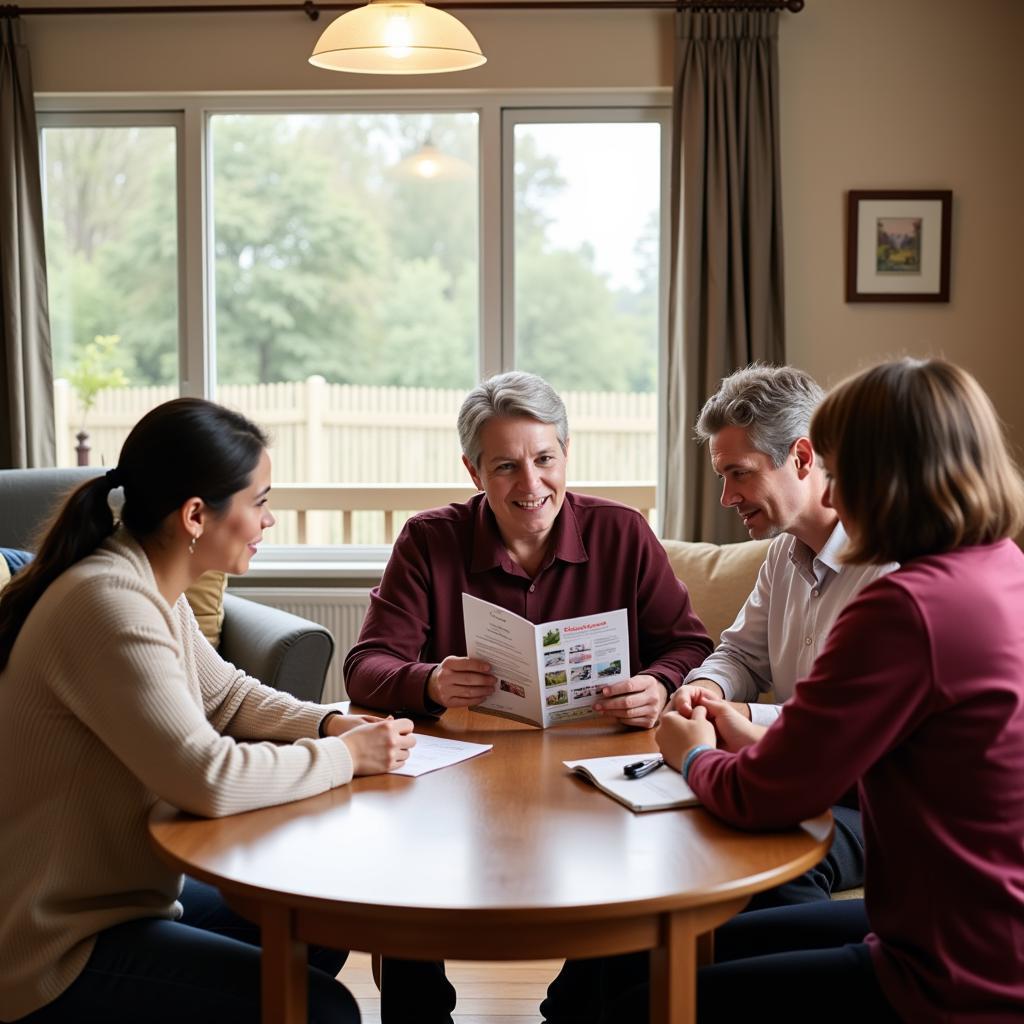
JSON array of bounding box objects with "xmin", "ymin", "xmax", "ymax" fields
[
  {"xmin": 672, "ymin": 362, "xmax": 895, "ymax": 904},
  {"xmin": 456, "ymin": 370, "xmax": 570, "ymax": 470},
  {"xmin": 347, "ymin": 370, "xmax": 711, "ymax": 728},
  {"xmin": 347, "ymin": 370, "xmax": 713, "ymax": 1024}
]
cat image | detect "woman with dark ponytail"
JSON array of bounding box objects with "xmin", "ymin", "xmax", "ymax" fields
[{"xmin": 0, "ymin": 398, "xmax": 415, "ymax": 1024}]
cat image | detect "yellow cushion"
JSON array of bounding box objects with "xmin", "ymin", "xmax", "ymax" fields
[
  {"xmin": 185, "ymin": 571, "xmax": 227, "ymax": 648},
  {"xmin": 660, "ymin": 538, "xmax": 772, "ymax": 643},
  {"xmin": 0, "ymin": 557, "xmax": 10, "ymax": 593}
]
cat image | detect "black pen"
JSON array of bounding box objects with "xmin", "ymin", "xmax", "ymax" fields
[{"xmin": 623, "ymin": 757, "xmax": 664, "ymax": 779}]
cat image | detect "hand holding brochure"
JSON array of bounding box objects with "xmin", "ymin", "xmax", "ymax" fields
[
  {"xmin": 463, "ymin": 593, "xmax": 631, "ymax": 728},
  {"xmin": 564, "ymin": 754, "xmax": 700, "ymax": 812}
]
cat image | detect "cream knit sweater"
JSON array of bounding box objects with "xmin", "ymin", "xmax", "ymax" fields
[{"xmin": 0, "ymin": 532, "xmax": 354, "ymax": 1020}]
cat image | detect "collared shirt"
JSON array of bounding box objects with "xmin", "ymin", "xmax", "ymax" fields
[
  {"xmin": 684, "ymin": 522, "xmax": 895, "ymax": 726},
  {"xmin": 344, "ymin": 491, "xmax": 712, "ymax": 715}
]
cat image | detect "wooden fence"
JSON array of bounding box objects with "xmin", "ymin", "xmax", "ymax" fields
[{"xmin": 53, "ymin": 377, "xmax": 657, "ymax": 544}]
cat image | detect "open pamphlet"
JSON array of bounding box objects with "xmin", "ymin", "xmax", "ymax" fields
[
  {"xmin": 390, "ymin": 734, "xmax": 492, "ymax": 777},
  {"xmin": 563, "ymin": 754, "xmax": 700, "ymax": 812},
  {"xmin": 463, "ymin": 593, "xmax": 631, "ymax": 728}
]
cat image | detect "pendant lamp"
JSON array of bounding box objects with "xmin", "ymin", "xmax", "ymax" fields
[{"xmin": 309, "ymin": 0, "xmax": 487, "ymax": 76}]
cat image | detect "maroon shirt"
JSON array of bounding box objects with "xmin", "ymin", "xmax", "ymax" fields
[
  {"xmin": 689, "ymin": 540, "xmax": 1024, "ymax": 1023},
  {"xmin": 344, "ymin": 491, "xmax": 712, "ymax": 715}
]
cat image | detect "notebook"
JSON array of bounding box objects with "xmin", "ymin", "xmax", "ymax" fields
[{"xmin": 563, "ymin": 753, "xmax": 700, "ymax": 812}]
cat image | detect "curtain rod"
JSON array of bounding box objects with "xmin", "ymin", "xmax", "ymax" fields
[{"xmin": 1, "ymin": 1, "xmax": 805, "ymax": 18}]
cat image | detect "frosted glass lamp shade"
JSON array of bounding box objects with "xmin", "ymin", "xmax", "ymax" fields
[{"xmin": 309, "ymin": 0, "xmax": 487, "ymax": 75}]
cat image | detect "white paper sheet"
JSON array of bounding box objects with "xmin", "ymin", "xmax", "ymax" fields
[{"xmin": 389, "ymin": 733, "xmax": 493, "ymax": 777}]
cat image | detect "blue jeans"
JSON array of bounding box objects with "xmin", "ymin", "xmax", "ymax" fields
[
  {"xmin": 15, "ymin": 878, "xmax": 358, "ymax": 1024},
  {"xmin": 541, "ymin": 901, "xmax": 900, "ymax": 1024}
]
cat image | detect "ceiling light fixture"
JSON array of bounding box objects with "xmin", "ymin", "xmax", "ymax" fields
[{"xmin": 309, "ymin": 0, "xmax": 487, "ymax": 76}]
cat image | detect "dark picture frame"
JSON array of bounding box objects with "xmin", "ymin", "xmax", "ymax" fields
[{"xmin": 846, "ymin": 190, "xmax": 952, "ymax": 303}]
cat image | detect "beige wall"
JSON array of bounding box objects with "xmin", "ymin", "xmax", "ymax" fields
[
  {"xmin": 780, "ymin": 0, "xmax": 1024, "ymax": 458},
  {"xmin": 22, "ymin": 0, "xmax": 1023, "ymax": 455},
  {"xmin": 21, "ymin": 2, "xmax": 671, "ymax": 93}
]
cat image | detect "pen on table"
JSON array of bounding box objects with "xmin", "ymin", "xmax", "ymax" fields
[{"xmin": 623, "ymin": 757, "xmax": 664, "ymax": 779}]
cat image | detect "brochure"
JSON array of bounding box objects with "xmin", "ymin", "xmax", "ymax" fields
[
  {"xmin": 462, "ymin": 592, "xmax": 630, "ymax": 728},
  {"xmin": 563, "ymin": 754, "xmax": 700, "ymax": 812}
]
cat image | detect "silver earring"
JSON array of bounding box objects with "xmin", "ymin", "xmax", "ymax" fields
[{"xmin": 188, "ymin": 534, "xmax": 198, "ymax": 555}]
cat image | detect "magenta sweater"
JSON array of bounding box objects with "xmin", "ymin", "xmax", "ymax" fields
[{"xmin": 690, "ymin": 540, "xmax": 1024, "ymax": 1023}]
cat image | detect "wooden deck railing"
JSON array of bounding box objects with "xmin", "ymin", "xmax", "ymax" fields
[{"xmin": 270, "ymin": 482, "xmax": 658, "ymax": 544}]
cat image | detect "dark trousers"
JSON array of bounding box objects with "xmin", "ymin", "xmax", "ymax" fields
[
  {"xmin": 16, "ymin": 878, "xmax": 358, "ymax": 1024},
  {"xmin": 380, "ymin": 958, "xmax": 457, "ymax": 1024},
  {"xmin": 541, "ymin": 901, "xmax": 900, "ymax": 1024},
  {"xmin": 746, "ymin": 804, "xmax": 864, "ymax": 910}
]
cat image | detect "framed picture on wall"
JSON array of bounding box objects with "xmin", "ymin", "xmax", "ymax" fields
[{"xmin": 846, "ymin": 190, "xmax": 952, "ymax": 302}]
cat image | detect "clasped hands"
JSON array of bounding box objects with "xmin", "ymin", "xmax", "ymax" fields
[
  {"xmin": 655, "ymin": 682, "xmax": 767, "ymax": 770},
  {"xmin": 428, "ymin": 655, "xmax": 669, "ymax": 730}
]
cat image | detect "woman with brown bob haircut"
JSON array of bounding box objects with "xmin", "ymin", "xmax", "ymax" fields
[
  {"xmin": 811, "ymin": 357, "xmax": 1024, "ymax": 564},
  {"xmin": 646, "ymin": 357, "xmax": 1024, "ymax": 1023}
]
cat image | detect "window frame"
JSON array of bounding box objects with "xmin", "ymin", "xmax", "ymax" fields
[{"xmin": 36, "ymin": 90, "xmax": 672, "ymax": 562}]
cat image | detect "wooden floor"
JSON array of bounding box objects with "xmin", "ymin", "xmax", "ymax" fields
[{"xmin": 339, "ymin": 952, "xmax": 562, "ymax": 1024}]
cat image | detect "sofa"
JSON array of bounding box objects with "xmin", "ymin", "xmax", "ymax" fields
[
  {"xmin": 661, "ymin": 537, "xmax": 772, "ymax": 647},
  {"xmin": 0, "ymin": 467, "xmax": 334, "ymax": 702},
  {"xmin": 659, "ymin": 536, "xmax": 778, "ymax": 701}
]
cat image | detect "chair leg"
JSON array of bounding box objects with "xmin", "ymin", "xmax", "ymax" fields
[{"xmin": 371, "ymin": 952, "xmax": 382, "ymax": 991}]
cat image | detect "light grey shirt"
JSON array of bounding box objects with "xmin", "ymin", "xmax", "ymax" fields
[{"xmin": 684, "ymin": 522, "xmax": 896, "ymax": 726}]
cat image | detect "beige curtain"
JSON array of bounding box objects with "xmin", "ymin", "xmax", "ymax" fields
[
  {"xmin": 663, "ymin": 10, "xmax": 785, "ymax": 542},
  {"xmin": 0, "ymin": 16, "xmax": 54, "ymax": 468}
]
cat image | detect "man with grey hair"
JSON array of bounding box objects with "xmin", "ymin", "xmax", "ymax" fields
[
  {"xmin": 347, "ymin": 370, "xmax": 711, "ymax": 727},
  {"xmin": 346, "ymin": 370, "xmax": 712, "ymax": 1024},
  {"xmin": 670, "ymin": 363, "xmax": 895, "ymax": 905}
]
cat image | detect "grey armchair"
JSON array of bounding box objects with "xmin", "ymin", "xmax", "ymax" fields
[{"xmin": 0, "ymin": 467, "xmax": 334, "ymax": 702}]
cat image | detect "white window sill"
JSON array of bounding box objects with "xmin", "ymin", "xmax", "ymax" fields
[{"xmin": 237, "ymin": 544, "xmax": 390, "ymax": 584}]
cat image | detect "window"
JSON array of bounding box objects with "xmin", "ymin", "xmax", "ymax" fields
[
  {"xmin": 208, "ymin": 110, "xmax": 480, "ymax": 542},
  {"xmin": 506, "ymin": 112, "xmax": 663, "ymax": 487},
  {"xmin": 210, "ymin": 112, "xmax": 479, "ymax": 393},
  {"xmin": 38, "ymin": 96, "xmax": 668, "ymax": 543},
  {"xmin": 40, "ymin": 115, "xmax": 181, "ymax": 469}
]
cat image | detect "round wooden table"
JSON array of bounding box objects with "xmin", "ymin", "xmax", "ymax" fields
[{"xmin": 149, "ymin": 708, "xmax": 831, "ymax": 1024}]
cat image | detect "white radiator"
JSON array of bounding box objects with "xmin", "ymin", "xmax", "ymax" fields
[{"xmin": 232, "ymin": 587, "xmax": 371, "ymax": 703}]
